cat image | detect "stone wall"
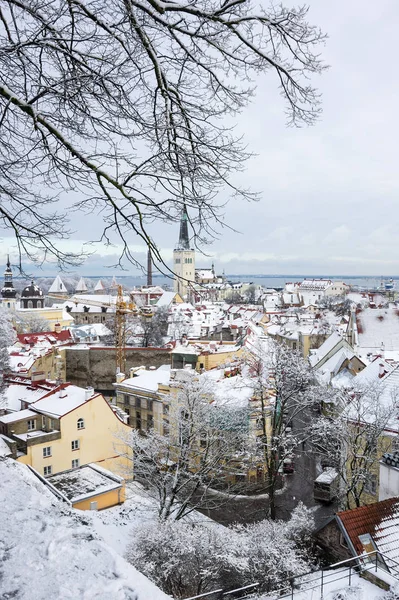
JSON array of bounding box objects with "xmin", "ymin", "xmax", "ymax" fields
[{"xmin": 65, "ymin": 347, "xmax": 171, "ymax": 392}]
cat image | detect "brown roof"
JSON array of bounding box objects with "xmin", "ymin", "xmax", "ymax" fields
[{"xmin": 337, "ymin": 497, "xmax": 399, "ymax": 562}]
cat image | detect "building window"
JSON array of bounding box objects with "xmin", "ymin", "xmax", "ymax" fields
[
  {"xmin": 48, "ymin": 418, "xmax": 53, "ymax": 429},
  {"xmin": 175, "ymin": 258, "xmax": 180, "ymax": 264},
  {"xmin": 77, "ymin": 418, "xmax": 85, "ymax": 430},
  {"xmin": 27, "ymin": 419, "xmax": 36, "ymax": 431},
  {"xmin": 71, "ymin": 440, "xmax": 80, "ymax": 451},
  {"xmin": 72, "ymin": 459, "xmax": 80, "ymax": 469},
  {"xmin": 28, "ymin": 300, "xmax": 33, "ymax": 308},
  {"xmin": 44, "ymin": 465, "xmax": 52, "ymax": 476},
  {"xmin": 147, "ymin": 415, "xmax": 154, "ymax": 430},
  {"xmin": 43, "ymin": 446, "xmax": 51, "ymax": 458},
  {"xmin": 42, "ymin": 415, "xmax": 46, "ymax": 429},
  {"xmin": 136, "ymin": 411, "xmax": 141, "ymax": 430},
  {"xmin": 37, "ymin": 300, "xmax": 42, "ymax": 308}
]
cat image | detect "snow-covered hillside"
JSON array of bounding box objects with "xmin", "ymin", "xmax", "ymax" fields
[{"xmin": 0, "ymin": 458, "xmax": 171, "ymax": 600}]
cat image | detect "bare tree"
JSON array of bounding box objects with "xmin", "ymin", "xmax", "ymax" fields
[
  {"xmin": 119, "ymin": 372, "xmax": 248, "ymax": 521},
  {"xmin": 247, "ymin": 340, "xmax": 319, "ymax": 519},
  {"xmin": 0, "ymin": 307, "xmax": 15, "ymax": 403},
  {"xmin": 15, "ymin": 312, "xmax": 51, "ymax": 333},
  {"xmin": 0, "ymin": 1, "xmax": 326, "ymax": 271},
  {"xmin": 140, "ymin": 306, "xmax": 169, "ymax": 347},
  {"xmin": 311, "ymin": 383, "xmax": 398, "ymax": 509}
]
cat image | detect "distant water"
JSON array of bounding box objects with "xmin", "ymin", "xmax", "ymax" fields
[{"xmin": 14, "ymin": 273, "xmax": 396, "ymax": 292}]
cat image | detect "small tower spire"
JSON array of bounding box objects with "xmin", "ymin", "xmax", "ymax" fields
[
  {"xmin": 176, "ymin": 204, "xmax": 190, "ymax": 250},
  {"xmin": 147, "ymin": 248, "xmax": 153, "ymax": 287}
]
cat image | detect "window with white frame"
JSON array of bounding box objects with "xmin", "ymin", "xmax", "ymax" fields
[
  {"xmin": 43, "ymin": 447, "xmax": 51, "ymax": 458},
  {"xmin": 42, "ymin": 415, "xmax": 46, "ymax": 429},
  {"xmin": 71, "ymin": 440, "xmax": 80, "ymax": 451},
  {"xmin": 44, "ymin": 465, "xmax": 52, "ymax": 476},
  {"xmin": 27, "ymin": 419, "xmax": 36, "ymax": 431},
  {"xmin": 77, "ymin": 418, "xmax": 85, "ymax": 430},
  {"xmin": 72, "ymin": 459, "xmax": 80, "ymax": 469}
]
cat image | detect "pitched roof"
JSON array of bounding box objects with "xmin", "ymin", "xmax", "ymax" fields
[
  {"xmin": 94, "ymin": 279, "xmax": 105, "ymax": 291},
  {"xmin": 17, "ymin": 330, "xmax": 73, "ymax": 346},
  {"xmin": 75, "ymin": 277, "xmax": 88, "ymax": 292},
  {"xmin": 337, "ymin": 497, "xmax": 399, "ymax": 563},
  {"xmin": 48, "ymin": 275, "xmax": 67, "ymax": 293}
]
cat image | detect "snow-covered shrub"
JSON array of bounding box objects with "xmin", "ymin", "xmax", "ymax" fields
[
  {"xmin": 128, "ymin": 517, "xmax": 313, "ymax": 598},
  {"xmin": 127, "ymin": 520, "xmax": 244, "ymax": 599},
  {"xmin": 284, "ymin": 501, "xmax": 315, "ymax": 546}
]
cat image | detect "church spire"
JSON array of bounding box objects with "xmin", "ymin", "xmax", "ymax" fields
[
  {"xmin": 176, "ymin": 204, "xmax": 190, "ymax": 250},
  {"xmin": 2, "ymin": 255, "xmax": 17, "ymax": 300}
]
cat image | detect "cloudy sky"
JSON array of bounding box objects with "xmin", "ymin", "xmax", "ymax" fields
[{"xmin": 2, "ymin": 0, "xmax": 399, "ymax": 277}]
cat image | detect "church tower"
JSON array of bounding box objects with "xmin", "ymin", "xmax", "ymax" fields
[
  {"xmin": 173, "ymin": 205, "xmax": 195, "ymax": 299},
  {"xmin": 1, "ymin": 255, "xmax": 17, "ymax": 309}
]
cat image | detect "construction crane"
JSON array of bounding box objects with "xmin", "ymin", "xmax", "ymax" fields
[{"xmin": 69, "ymin": 286, "xmax": 137, "ymax": 374}]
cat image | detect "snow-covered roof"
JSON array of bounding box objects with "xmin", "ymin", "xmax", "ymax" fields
[
  {"xmin": 315, "ymin": 468, "xmax": 338, "ymax": 484},
  {"xmin": 0, "ymin": 435, "xmax": 12, "ymax": 457},
  {"xmin": 0, "ymin": 458, "xmax": 171, "ymax": 599},
  {"xmin": 94, "ymin": 279, "xmax": 105, "ymax": 291},
  {"xmin": 48, "ymin": 464, "xmax": 123, "ymax": 503},
  {"xmin": 0, "ymin": 408, "xmax": 38, "ymax": 424},
  {"xmin": 31, "ymin": 385, "xmax": 98, "ymax": 418},
  {"xmin": 155, "ymin": 291, "xmax": 179, "ymax": 308},
  {"xmin": 118, "ymin": 365, "xmax": 171, "ymax": 393},
  {"xmin": 206, "ymin": 369, "xmax": 253, "ymax": 409},
  {"xmin": 355, "ymin": 358, "xmax": 395, "ymax": 386},
  {"xmin": 48, "ymin": 275, "xmax": 67, "ymax": 294},
  {"xmin": 3, "ymin": 383, "xmax": 55, "ymax": 411},
  {"xmin": 309, "ymin": 331, "xmax": 345, "ymax": 367},
  {"xmin": 75, "ymin": 276, "xmax": 88, "ymax": 292},
  {"xmin": 357, "ymin": 308, "xmax": 399, "ymax": 351}
]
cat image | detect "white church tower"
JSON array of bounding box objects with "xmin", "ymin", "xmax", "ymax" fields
[{"xmin": 173, "ymin": 205, "xmax": 195, "ymax": 299}]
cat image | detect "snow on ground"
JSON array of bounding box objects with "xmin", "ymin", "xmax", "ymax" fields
[
  {"xmin": 87, "ymin": 479, "xmax": 220, "ymax": 556},
  {"xmin": 262, "ymin": 567, "xmax": 398, "ymax": 600},
  {"xmin": 0, "ymin": 458, "xmax": 171, "ymax": 600}
]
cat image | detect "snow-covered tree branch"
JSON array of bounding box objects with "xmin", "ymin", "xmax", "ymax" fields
[
  {"xmin": 0, "ymin": 0, "xmax": 326, "ymax": 270},
  {"xmin": 118, "ymin": 372, "xmax": 249, "ymax": 521}
]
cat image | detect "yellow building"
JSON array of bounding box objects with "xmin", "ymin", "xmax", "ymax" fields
[
  {"xmin": 47, "ymin": 463, "xmax": 126, "ymax": 511},
  {"xmin": 0, "ymin": 385, "xmax": 132, "ymax": 479}
]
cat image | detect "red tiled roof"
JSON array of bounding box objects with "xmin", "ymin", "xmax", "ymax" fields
[
  {"xmin": 337, "ymin": 497, "xmax": 399, "ymax": 562},
  {"xmin": 17, "ymin": 330, "xmax": 72, "ymax": 345}
]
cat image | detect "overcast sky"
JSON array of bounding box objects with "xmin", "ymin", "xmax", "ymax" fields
[{"xmin": 2, "ymin": 0, "xmax": 399, "ymax": 277}]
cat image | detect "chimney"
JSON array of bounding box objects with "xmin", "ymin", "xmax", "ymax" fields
[
  {"xmin": 116, "ymin": 372, "xmax": 125, "ymax": 384},
  {"xmin": 54, "ymin": 322, "xmax": 62, "ymax": 334},
  {"xmin": 85, "ymin": 386, "xmax": 94, "ymax": 401},
  {"xmin": 379, "ymin": 363, "xmax": 386, "ymax": 378},
  {"xmin": 59, "ymin": 388, "xmax": 68, "ymax": 398}
]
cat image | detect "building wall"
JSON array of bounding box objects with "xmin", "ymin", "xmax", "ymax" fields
[
  {"xmin": 173, "ymin": 249, "xmax": 195, "ymax": 298},
  {"xmin": 325, "ymin": 282, "xmax": 347, "ymax": 297},
  {"xmin": 17, "ymin": 395, "xmax": 132, "ymax": 479},
  {"xmin": 196, "ymin": 346, "xmax": 244, "ymax": 371},
  {"xmin": 64, "ymin": 347, "xmax": 171, "ymax": 391},
  {"xmin": 379, "ymin": 462, "xmax": 399, "ymax": 501},
  {"xmin": 315, "ymin": 521, "xmax": 352, "ymax": 563},
  {"xmin": 73, "ymin": 485, "xmax": 125, "ymax": 510},
  {"xmin": 15, "ymin": 307, "xmax": 73, "ymax": 330}
]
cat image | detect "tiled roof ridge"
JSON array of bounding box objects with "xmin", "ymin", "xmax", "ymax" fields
[{"xmin": 337, "ymin": 495, "xmax": 399, "ymax": 519}]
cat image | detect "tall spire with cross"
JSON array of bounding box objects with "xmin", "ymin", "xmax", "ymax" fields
[{"xmin": 176, "ymin": 204, "xmax": 190, "ymax": 250}]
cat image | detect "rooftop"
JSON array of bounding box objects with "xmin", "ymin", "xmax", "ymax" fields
[
  {"xmin": 337, "ymin": 496, "xmax": 399, "ymax": 563},
  {"xmin": 48, "ymin": 464, "xmax": 123, "ymax": 503}
]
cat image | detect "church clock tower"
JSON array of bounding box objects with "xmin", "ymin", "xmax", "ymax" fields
[
  {"xmin": 173, "ymin": 205, "xmax": 195, "ymax": 299},
  {"xmin": 1, "ymin": 255, "xmax": 17, "ymax": 309}
]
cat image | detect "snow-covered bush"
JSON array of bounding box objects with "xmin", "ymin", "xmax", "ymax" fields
[
  {"xmin": 127, "ymin": 520, "xmax": 244, "ymax": 598},
  {"xmin": 128, "ymin": 515, "xmax": 312, "ymax": 598}
]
